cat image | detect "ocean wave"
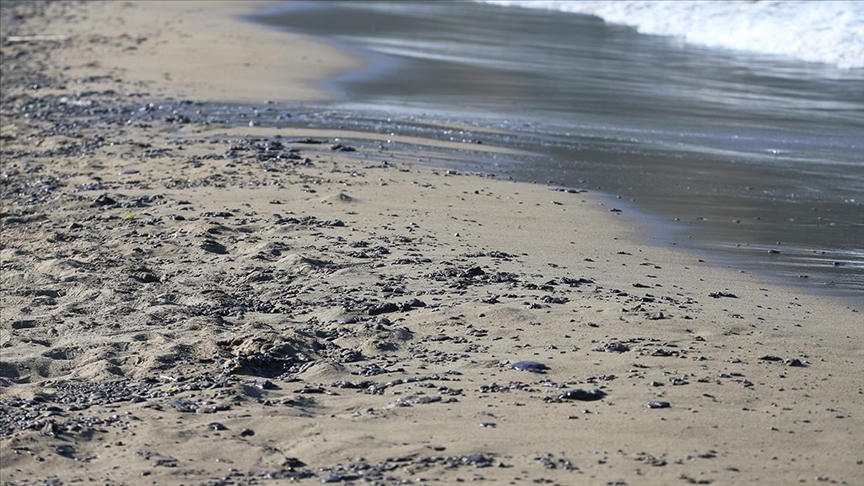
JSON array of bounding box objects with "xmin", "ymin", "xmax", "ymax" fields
[{"xmin": 480, "ymin": 1, "xmax": 864, "ymax": 69}]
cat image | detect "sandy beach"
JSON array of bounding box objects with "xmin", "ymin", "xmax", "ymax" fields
[{"xmin": 1, "ymin": 2, "xmax": 862, "ymax": 485}]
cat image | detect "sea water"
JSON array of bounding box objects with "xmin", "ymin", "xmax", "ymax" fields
[{"xmin": 248, "ymin": 1, "xmax": 864, "ymax": 298}]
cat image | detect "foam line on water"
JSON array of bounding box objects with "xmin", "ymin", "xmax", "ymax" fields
[{"xmin": 481, "ymin": 1, "xmax": 864, "ymax": 69}]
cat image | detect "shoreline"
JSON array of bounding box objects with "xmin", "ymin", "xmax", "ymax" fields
[
  {"xmin": 249, "ymin": 1, "xmax": 864, "ymax": 299},
  {"xmin": 1, "ymin": 2, "xmax": 862, "ymax": 485}
]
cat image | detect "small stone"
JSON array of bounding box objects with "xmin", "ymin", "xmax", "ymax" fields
[
  {"xmin": 464, "ymin": 454, "xmax": 493, "ymax": 467},
  {"xmin": 367, "ymin": 302, "xmax": 399, "ymax": 316},
  {"xmin": 510, "ymin": 361, "xmax": 550, "ymax": 373},
  {"xmin": 402, "ymin": 298, "xmax": 427, "ymax": 309},
  {"xmin": 604, "ymin": 342, "xmax": 630, "ymax": 353},
  {"xmin": 170, "ymin": 399, "xmax": 198, "ymax": 412},
  {"xmin": 200, "ymin": 239, "xmax": 228, "ymax": 254},
  {"xmin": 282, "ymin": 457, "xmax": 306, "ymax": 468},
  {"xmin": 257, "ymin": 379, "xmax": 277, "ymax": 390},
  {"xmin": 93, "ymin": 194, "xmax": 117, "ymax": 206},
  {"xmin": 559, "ymin": 389, "xmax": 606, "ymax": 401},
  {"xmin": 330, "ymin": 144, "xmax": 356, "ymax": 152},
  {"xmin": 646, "ymin": 401, "xmax": 671, "ymax": 409},
  {"xmin": 320, "ymin": 473, "xmax": 346, "ymax": 483},
  {"xmin": 709, "ymin": 291, "xmax": 738, "ymax": 299}
]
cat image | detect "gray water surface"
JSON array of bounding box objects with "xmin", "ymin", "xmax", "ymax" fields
[{"xmin": 248, "ymin": 1, "xmax": 864, "ymax": 298}]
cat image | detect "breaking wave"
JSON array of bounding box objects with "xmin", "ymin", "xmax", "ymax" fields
[{"xmin": 481, "ymin": 1, "xmax": 864, "ymax": 69}]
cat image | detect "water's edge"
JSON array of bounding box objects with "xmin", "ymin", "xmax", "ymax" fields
[{"xmin": 238, "ymin": 1, "xmax": 863, "ymax": 302}]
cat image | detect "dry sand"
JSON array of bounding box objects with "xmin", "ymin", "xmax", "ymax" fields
[{"xmin": 1, "ymin": 2, "xmax": 862, "ymax": 485}]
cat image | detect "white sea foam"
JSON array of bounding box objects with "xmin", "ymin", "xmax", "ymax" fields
[{"xmin": 480, "ymin": 1, "xmax": 864, "ymax": 69}]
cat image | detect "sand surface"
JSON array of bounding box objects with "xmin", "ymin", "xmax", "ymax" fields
[{"xmin": 1, "ymin": 2, "xmax": 862, "ymax": 485}]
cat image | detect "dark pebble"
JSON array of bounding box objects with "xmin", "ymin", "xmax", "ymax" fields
[
  {"xmin": 646, "ymin": 401, "xmax": 671, "ymax": 409},
  {"xmin": 559, "ymin": 389, "xmax": 606, "ymax": 401},
  {"xmin": 604, "ymin": 342, "xmax": 630, "ymax": 353},
  {"xmin": 93, "ymin": 194, "xmax": 116, "ymax": 206},
  {"xmin": 367, "ymin": 302, "xmax": 399, "ymax": 316},
  {"xmin": 330, "ymin": 144, "xmax": 356, "ymax": 152},
  {"xmin": 170, "ymin": 399, "xmax": 198, "ymax": 413},
  {"xmin": 200, "ymin": 239, "xmax": 228, "ymax": 254},
  {"xmin": 283, "ymin": 457, "xmax": 306, "ymax": 468},
  {"xmin": 402, "ymin": 298, "xmax": 427, "ymax": 309},
  {"xmin": 321, "ymin": 473, "xmax": 359, "ymax": 483},
  {"xmin": 464, "ymin": 453, "xmax": 493, "ymax": 467},
  {"xmin": 257, "ymin": 379, "xmax": 277, "ymax": 390},
  {"xmin": 709, "ymin": 291, "xmax": 738, "ymax": 298},
  {"xmin": 202, "ymin": 211, "xmax": 233, "ymax": 218},
  {"xmin": 510, "ymin": 361, "xmax": 550, "ymax": 373},
  {"xmin": 55, "ymin": 445, "xmax": 75, "ymax": 458}
]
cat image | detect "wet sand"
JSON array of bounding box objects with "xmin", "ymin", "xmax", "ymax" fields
[{"xmin": 1, "ymin": 2, "xmax": 862, "ymax": 485}]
